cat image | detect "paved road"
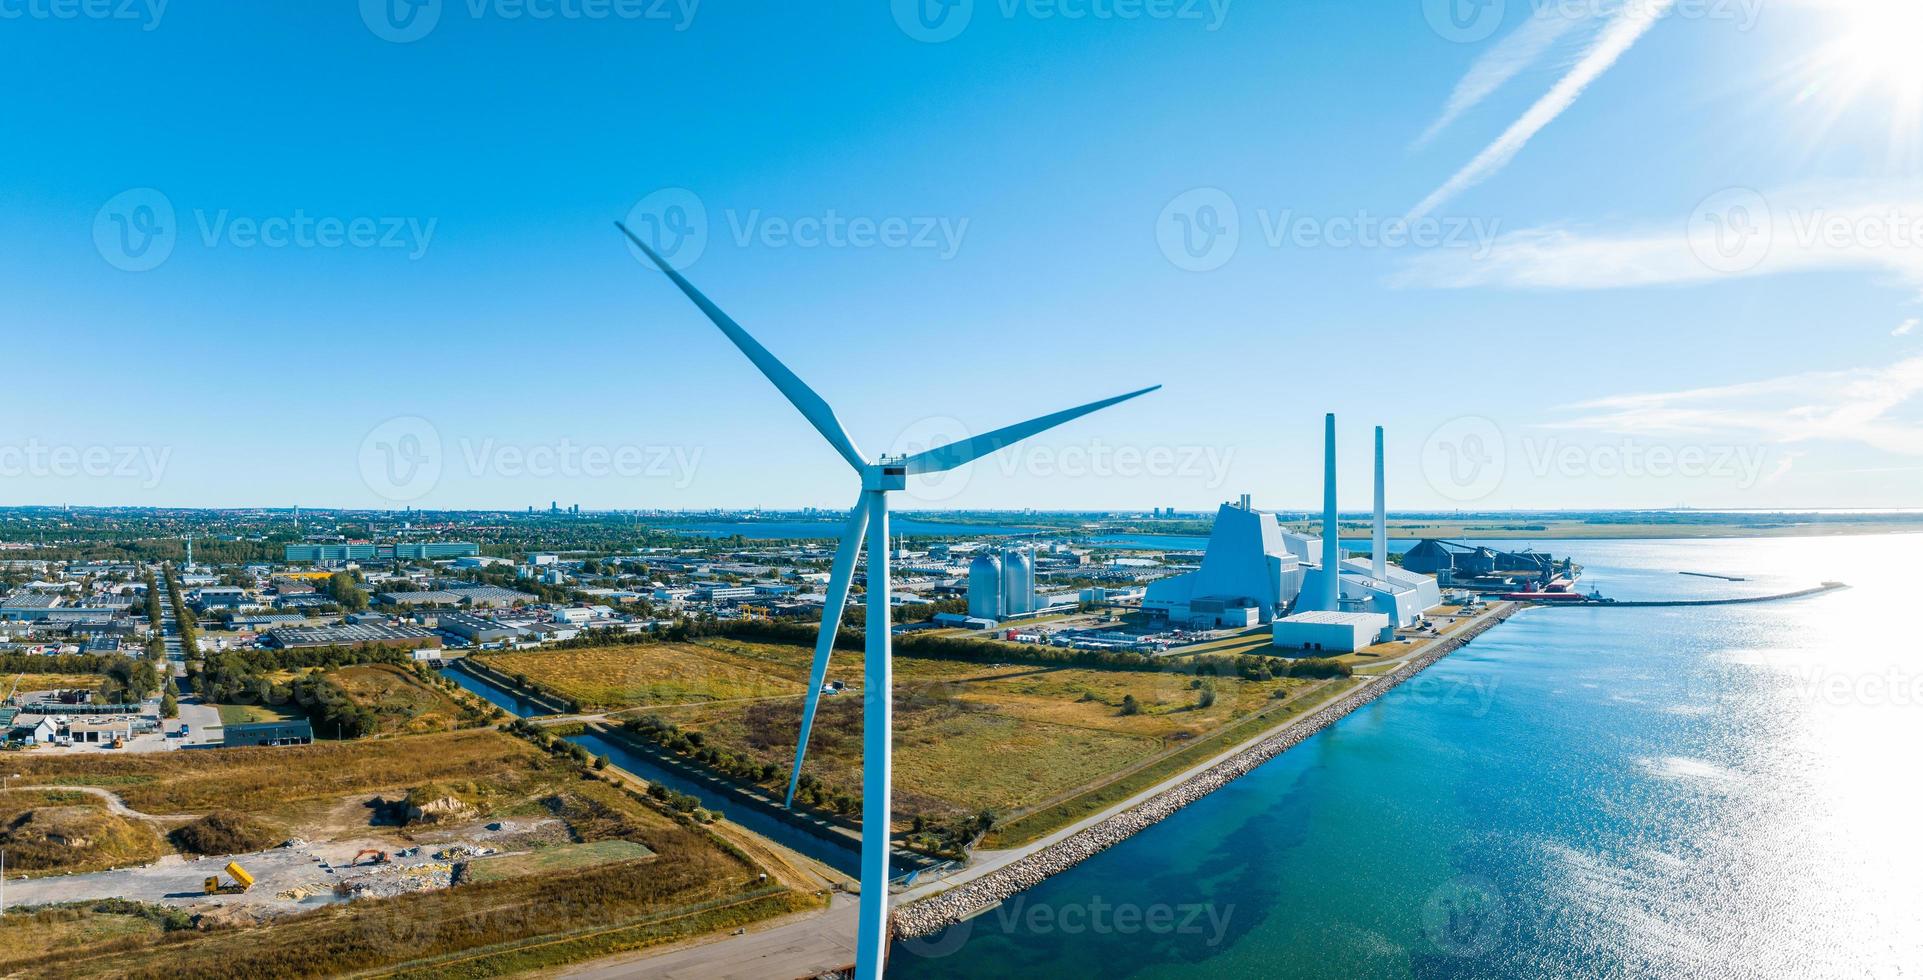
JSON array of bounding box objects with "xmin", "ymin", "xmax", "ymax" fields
[{"xmin": 558, "ymin": 895, "xmax": 858, "ymax": 980}]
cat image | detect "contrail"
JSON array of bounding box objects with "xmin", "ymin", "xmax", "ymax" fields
[{"xmin": 1410, "ymin": 0, "xmax": 1675, "ymax": 221}]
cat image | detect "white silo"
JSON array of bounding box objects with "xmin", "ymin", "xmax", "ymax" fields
[
  {"xmin": 969, "ymin": 553, "xmax": 1005, "ymax": 620},
  {"xmin": 1002, "ymin": 547, "xmax": 1035, "ymax": 615}
]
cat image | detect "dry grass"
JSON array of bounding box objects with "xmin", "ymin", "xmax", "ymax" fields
[
  {"xmin": 667, "ymin": 689, "xmax": 1160, "ymax": 822},
  {"xmin": 6, "ymin": 672, "xmax": 108, "ymax": 694},
  {"xmin": 332, "ymin": 663, "xmax": 471, "ymax": 734},
  {"xmin": 479, "ymin": 644, "xmax": 806, "ymax": 709},
  {"xmin": 0, "ymin": 803, "xmax": 169, "ymax": 875},
  {"xmin": 0, "ymin": 908, "xmax": 165, "ymax": 971},
  {"xmin": 6, "ymin": 778, "xmax": 800, "ymax": 980},
  {"xmin": 8, "ymin": 730, "xmax": 562, "ymax": 819}
]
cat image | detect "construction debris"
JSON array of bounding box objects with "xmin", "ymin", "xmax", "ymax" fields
[{"xmin": 335, "ymin": 862, "xmax": 456, "ymax": 900}]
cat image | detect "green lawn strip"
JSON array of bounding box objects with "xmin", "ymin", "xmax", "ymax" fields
[
  {"xmin": 983, "ymin": 677, "xmax": 1363, "ymax": 849},
  {"xmin": 215, "ymin": 703, "xmax": 301, "ymax": 725}
]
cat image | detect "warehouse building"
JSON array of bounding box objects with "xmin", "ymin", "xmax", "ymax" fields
[
  {"xmin": 223, "ymin": 720, "xmax": 314, "ymax": 748},
  {"xmin": 1272, "ymin": 610, "xmax": 1391, "ymax": 653}
]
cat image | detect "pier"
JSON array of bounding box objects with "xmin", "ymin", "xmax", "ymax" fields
[{"xmin": 1533, "ymin": 582, "xmax": 1847, "ymax": 608}]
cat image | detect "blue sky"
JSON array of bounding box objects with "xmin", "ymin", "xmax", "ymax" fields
[{"xmin": 3, "ymin": 0, "xmax": 1919, "ymax": 512}]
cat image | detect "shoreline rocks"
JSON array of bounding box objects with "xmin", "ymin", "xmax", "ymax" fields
[{"xmin": 892, "ymin": 604, "xmax": 1520, "ymax": 940}]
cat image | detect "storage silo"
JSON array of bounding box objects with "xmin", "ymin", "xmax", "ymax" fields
[
  {"xmin": 968, "ymin": 553, "xmax": 1004, "ymax": 620},
  {"xmin": 1002, "ymin": 547, "xmax": 1035, "ymax": 615}
]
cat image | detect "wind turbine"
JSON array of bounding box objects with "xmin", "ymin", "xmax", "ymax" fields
[{"xmin": 617, "ymin": 222, "xmax": 1158, "ymax": 978}]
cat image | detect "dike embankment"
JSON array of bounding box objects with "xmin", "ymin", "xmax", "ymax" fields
[{"xmin": 892, "ymin": 602, "xmax": 1522, "ymax": 940}]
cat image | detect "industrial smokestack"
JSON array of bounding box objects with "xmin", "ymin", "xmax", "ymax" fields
[
  {"xmin": 1321, "ymin": 413, "xmax": 1340, "ymax": 612},
  {"xmin": 1373, "ymin": 426, "xmax": 1387, "ymax": 582}
]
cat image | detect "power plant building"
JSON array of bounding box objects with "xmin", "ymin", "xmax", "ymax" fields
[
  {"xmin": 1150, "ymin": 420, "xmax": 1443, "ymax": 635},
  {"xmin": 1142, "ymin": 501, "xmax": 1304, "ymax": 628}
]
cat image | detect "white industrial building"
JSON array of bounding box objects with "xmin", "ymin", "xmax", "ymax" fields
[
  {"xmin": 1272, "ymin": 610, "xmax": 1392, "ymax": 653},
  {"xmin": 1147, "ymin": 417, "xmax": 1443, "ymax": 634},
  {"xmin": 1142, "ymin": 499, "xmax": 1305, "ymax": 628}
]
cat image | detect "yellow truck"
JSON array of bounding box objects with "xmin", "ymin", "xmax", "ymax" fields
[{"xmin": 203, "ymin": 862, "xmax": 255, "ymax": 895}]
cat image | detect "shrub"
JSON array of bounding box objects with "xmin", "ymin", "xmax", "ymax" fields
[{"xmin": 168, "ymin": 810, "xmax": 282, "ymax": 856}]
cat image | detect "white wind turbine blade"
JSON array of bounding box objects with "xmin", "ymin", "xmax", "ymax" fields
[
  {"xmin": 900, "ymin": 385, "xmax": 1161, "ymax": 475},
  {"xmin": 785, "ymin": 494, "xmax": 871, "ymax": 809},
  {"xmin": 616, "ymin": 222, "xmax": 866, "ymax": 472}
]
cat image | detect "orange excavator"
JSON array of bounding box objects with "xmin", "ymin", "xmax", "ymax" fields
[{"xmin": 350, "ymin": 849, "xmax": 391, "ymax": 867}]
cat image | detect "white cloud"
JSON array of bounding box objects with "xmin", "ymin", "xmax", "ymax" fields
[
  {"xmin": 1409, "ymin": 0, "xmax": 1676, "ymax": 222},
  {"xmin": 1897, "ymin": 318, "xmax": 1919, "ymax": 336},
  {"xmin": 1552, "ymin": 356, "xmax": 1923, "ymax": 457},
  {"xmin": 1416, "ymin": 6, "xmax": 1598, "ymax": 147},
  {"xmin": 1396, "ymin": 184, "xmax": 1923, "ymax": 292}
]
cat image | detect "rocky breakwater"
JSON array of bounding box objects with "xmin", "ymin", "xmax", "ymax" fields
[{"xmin": 893, "ymin": 603, "xmax": 1521, "ymax": 940}]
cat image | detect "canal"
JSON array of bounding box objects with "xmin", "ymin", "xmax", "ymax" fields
[{"xmin": 438, "ymin": 663, "xmax": 861, "ymax": 875}]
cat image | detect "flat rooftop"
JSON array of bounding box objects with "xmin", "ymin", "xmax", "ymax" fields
[{"xmin": 1278, "ymin": 610, "xmax": 1390, "ymax": 626}]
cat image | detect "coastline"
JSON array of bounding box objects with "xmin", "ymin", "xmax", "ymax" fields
[{"xmin": 890, "ymin": 602, "xmax": 1523, "ymax": 940}]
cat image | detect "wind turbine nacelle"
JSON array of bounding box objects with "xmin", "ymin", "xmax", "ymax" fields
[{"xmin": 864, "ymin": 462, "xmax": 908, "ymax": 492}]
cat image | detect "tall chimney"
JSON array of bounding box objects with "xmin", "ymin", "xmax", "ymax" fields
[
  {"xmin": 1322, "ymin": 413, "xmax": 1340, "ymax": 612},
  {"xmin": 1373, "ymin": 426, "xmax": 1387, "ymax": 581}
]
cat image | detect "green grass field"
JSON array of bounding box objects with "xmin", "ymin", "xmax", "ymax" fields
[
  {"xmin": 215, "ymin": 703, "xmax": 303, "ymax": 726},
  {"xmin": 463, "ymin": 839, "xmax": 658, "ymax": 884}
]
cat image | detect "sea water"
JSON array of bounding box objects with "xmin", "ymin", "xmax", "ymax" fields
[{"xmin": 892, "ymin": 535, "xmax": 1923, "ymax": 978}]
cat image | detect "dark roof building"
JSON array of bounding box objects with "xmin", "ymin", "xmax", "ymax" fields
[{"xmin": 223, "ymin": 720, "xmax": 313, "ymax": 747}]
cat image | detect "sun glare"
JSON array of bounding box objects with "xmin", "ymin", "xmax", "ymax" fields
[{"xmin": 1787, "ymin": 0, "xmax": 1923, "ymax": 163}]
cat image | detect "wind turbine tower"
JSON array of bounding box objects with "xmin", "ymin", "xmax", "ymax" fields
[{"xmin": 618, "ymin": 222, "xmax": 1158, "ymax": 979}]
